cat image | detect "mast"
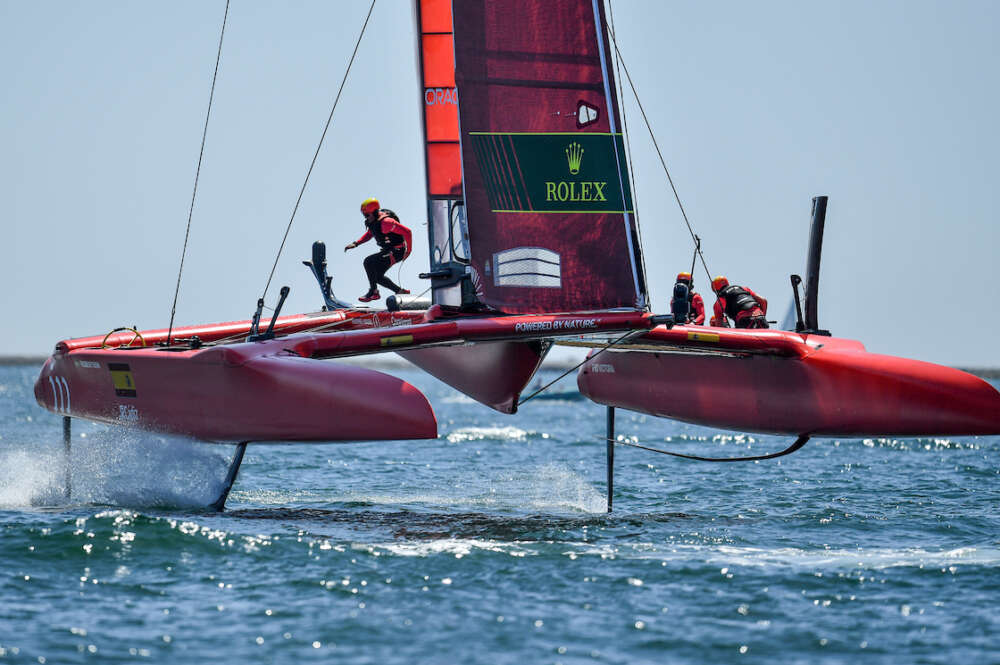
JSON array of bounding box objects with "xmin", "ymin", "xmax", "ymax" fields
[{"xmin": 415, "ymin": 0, "xmax": 473, "ymax": 308}]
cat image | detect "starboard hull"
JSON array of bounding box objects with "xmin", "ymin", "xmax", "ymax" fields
[{"xmin": 577, "ymin": 326, "xmax": 1000, "ymax": 437}]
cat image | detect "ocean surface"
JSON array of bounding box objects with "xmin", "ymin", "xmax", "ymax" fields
[{"xmin": 1, "ymin": 361, "xmax": 998, "ymax": 664}]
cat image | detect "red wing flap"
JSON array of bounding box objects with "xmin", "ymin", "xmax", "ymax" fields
[{"xmin": 399, "ymin": 341, "xmax": 547, "ymax": 414}]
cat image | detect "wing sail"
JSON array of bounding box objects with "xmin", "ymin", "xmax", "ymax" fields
[{"xmin": 447, "ymin": 0, "xmax": 647, "ymax": 313}]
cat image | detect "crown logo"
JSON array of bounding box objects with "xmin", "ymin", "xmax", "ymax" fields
[{"xmin": 565, "ymin": 141, "xmax": 584, "ymax": 175}]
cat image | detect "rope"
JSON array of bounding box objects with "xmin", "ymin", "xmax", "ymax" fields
[
  {"xmin": 614, "ymin": 434, "xmax": 810, "ymax": 462},
  {"xmin": 394, "ymin": 261, "xmax": 410, "ymax": 297},
  {"xmin": 595, "ymin": 5, "xmax": 642, "ymax": 308},
  {"xmin": 606, "ymin": 0, "xmax": 650, "ymax": 300},
  {"xmin": 260, "ymin": 0, "xmax": 377, "ymax": 301},
  {"xmin": 166, "ymin": 0, "xmax": 230, "ymax": 345},
  {"xmin": 688, "ymin": 235, "xmax": 700, "ymax": 278},
  {"xmin": 517, "ymin": 327, "xmax": 648, "ymax": 407},
  {"xmin": 604, "ymin": 23, "xmax": 713, "ymax": 286}
]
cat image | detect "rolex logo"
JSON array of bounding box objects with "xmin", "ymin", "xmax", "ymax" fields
[
  {"xmin": 546, "ymin": 140, "xmax": 606, "ymax": 203},
  {"xmin": 565, "ymin": 141, "xmax": 584, "ymax": 175}
]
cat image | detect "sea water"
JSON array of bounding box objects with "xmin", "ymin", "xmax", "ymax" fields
[{"xmin": 1, "ymin": 362, "xmax": 997, "ymax": 664}]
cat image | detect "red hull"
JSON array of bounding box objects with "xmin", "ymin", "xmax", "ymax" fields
[
  {"xmin": 35, "ymin": 343, "xmax": 438, "ymax": 443},
  {"xmin": 578, "ymin": 326, "xmax": 1000, "ymax": 437}
]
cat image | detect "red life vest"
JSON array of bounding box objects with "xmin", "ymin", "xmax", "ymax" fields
[{"xmin": 365, "ymin": 209, "xmax": 406, "ymax": 249}]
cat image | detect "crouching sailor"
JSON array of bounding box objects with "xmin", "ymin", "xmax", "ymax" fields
[
  {"xmin": 710, "ymin": 276, "xmax": 768, "ymax": 328},
  {"xmin": 344, "ymin": 197, "xmax": 412, "ymax": 303},
  {"xmin": 670, "ymin": 271, "xmax": 705, "ymax": 325}
]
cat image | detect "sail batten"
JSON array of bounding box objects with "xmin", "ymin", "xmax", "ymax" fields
[{"xmin": 463, "ymin": 79, "xmax": 605, "ymax": 92}]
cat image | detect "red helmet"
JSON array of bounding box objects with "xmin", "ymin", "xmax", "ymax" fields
[
  {"xmin": 711, "ymin": 275, "xmax": 729, "ymax": 292},
  {"xmin": 360, "ymin": 197, "xmax": 380, "ymax": 215},
  {"xmin": 676, "ymin": 271, "xmax": 692, "ymax": 283}
]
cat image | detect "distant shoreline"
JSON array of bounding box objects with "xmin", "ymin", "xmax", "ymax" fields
[
  {"xmin": 3, "ymin": 355, "xmax": 998, "ymax": 379},
  {"xmin": 1, "ymin": 356, "xmax": 49, "ymax": 366}
]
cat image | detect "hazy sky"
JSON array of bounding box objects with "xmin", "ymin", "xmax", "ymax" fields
[{"xmin": 2, "ymin": 1, "xmax": 997, "ymax": 366}]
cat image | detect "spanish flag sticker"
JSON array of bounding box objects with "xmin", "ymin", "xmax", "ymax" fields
[
  {"xmin": 109, "ymin": 362, "xmax": 137, "ymax": 397},
  {"xmin": 687, "ymin": 331, "xmax": 720, "ymax": 343},
  {"xmin": 380, "ymin": 334, "xmax": 414, "ymax": 348}
]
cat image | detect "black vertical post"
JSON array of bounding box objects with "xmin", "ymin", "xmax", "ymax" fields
[
  {"xmin": 790, "ymin": 274, "xmax": 805, "ymax": 332},
  {"xmin": 62, "ymin": 416, "xmax": 71, "ymax": 501},
  {"xmin": 606, "ymin": 406, "xmax": 615, "ymax": 513},
  {"xmin": 804, "ymin": 196, "xmax": 827, "ymax": 333}
]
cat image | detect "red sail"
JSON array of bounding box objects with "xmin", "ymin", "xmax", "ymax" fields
[{"xmin": 452, "ymin": 0, "xmax": 646, "ymax": 313}]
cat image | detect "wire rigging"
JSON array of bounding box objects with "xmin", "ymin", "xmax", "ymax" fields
[
  {"xmin": 517, "ymin": 327, "xmax": 648, "ymax": 407},
  {"xmin": 604, "ymin": 22, "xmax": 713, "ymax": 285},
  {"xmin": 614, "ymin": 434, "xmax": 810, "ymax": 463},
  {"xmin": 606, "ymin": 0, "xmax": 650, "ymax": 304},
  {"xmin": 166, "ymin": 0, "xmax": 230, "ymax": 346},
  {"xmin": 259, "ymin": 0, "xmax": 377, "ymax": 301}
]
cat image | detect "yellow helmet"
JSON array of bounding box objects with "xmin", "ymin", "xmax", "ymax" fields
[{"xmin": 360, "ymin": 197, "xmax": 380, "ymax": 215}]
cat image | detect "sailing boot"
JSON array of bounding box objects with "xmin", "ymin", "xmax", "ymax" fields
[{"xmin": 358, "ymin": 290, "xmax": 380, "ymax": 303}]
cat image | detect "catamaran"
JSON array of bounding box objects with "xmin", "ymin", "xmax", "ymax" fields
[{"xmin": 34, "ymin": 0, "xmax": 1000, "ymax": 510}]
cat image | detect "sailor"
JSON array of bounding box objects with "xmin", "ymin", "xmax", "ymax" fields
[
  {"xmin": 710, "ymin": 276, "xmax": 768, "ymax": 329},
  {"xmin": 670, "ymin": 272, "xmax": 705, "ymax": 325},
  {"xmin": 344, "ymin": 197, "xmax": 412, "ymax": 303}
]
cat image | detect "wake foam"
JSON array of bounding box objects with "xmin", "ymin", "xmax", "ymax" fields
[
  {"xmin": 0, "ymin": 448, "xmax": 68, "ymax": 507},
  {"xmin": 0, "ymin": 427, "xmax": 241, "ymax": 509},
  {"xmin": 487, "ymin": 462, "xmax": 607, "ymax": 514}
]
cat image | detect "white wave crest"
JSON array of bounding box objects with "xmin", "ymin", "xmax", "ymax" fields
[
  {"xmin": 704, "ymin": 544, "xmax": 1000, "ymax": 569},
  {"xmin": 367, "ymin": 538, "xmax": 535, "ymax": 558},
  {"xmin": 446, "ymin": 426, "xmax": 530, "ymax": 443},
  {"xmin": 571, "ymin": 542, "xmax": 1000, "ymax": 569}
]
